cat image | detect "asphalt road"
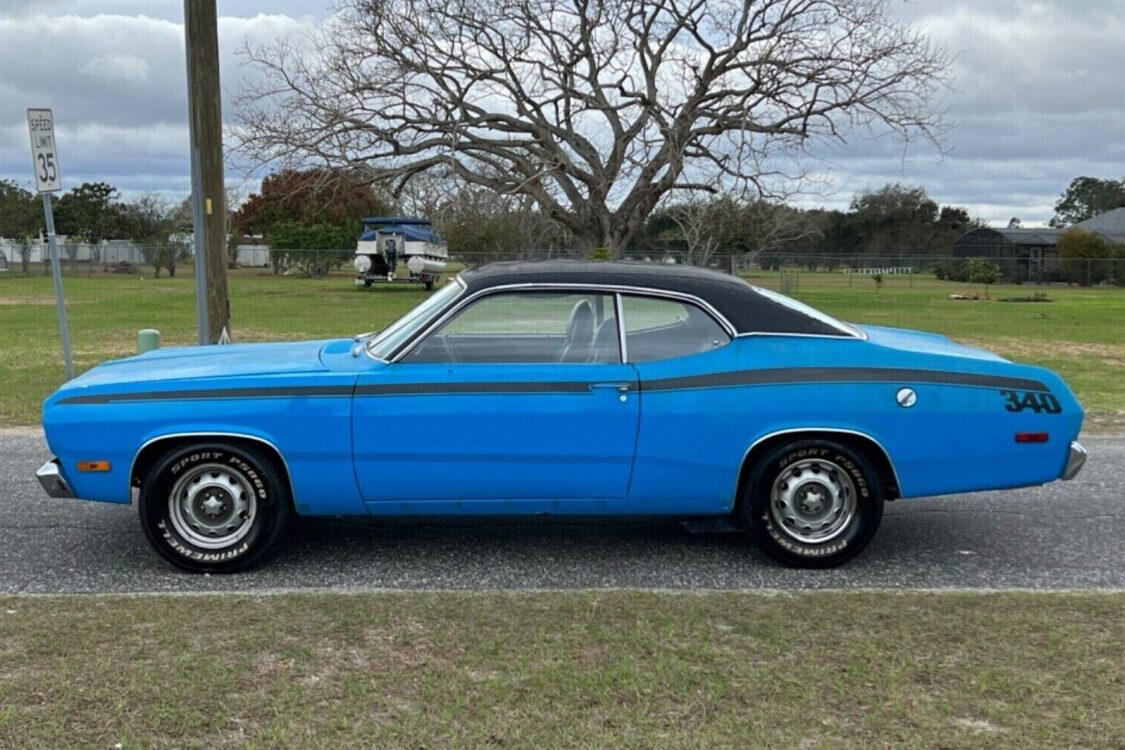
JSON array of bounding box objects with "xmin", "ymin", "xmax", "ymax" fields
[{"xmin": 2, "ymin": 429, "xmax": 1122, "ymax": 594}]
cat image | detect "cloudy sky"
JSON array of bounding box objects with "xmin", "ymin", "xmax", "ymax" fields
[{"xmin": 0, "ymin": 0, "xmax": 1121, "ymax": 226}]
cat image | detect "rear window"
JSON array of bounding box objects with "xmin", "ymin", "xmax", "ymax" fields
[{"xmin": 750, "ymin": 286, "xmax": 861, "ymax": 337}]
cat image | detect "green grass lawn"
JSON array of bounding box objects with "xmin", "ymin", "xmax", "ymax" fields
[
  {"xmin": 751, "ymin": 271, "xmax": 1125, "ymax": 431},
  {"xmin": 0, "ymin": 270, "xmax": 429, "ymax": 427},
  {"xmin": 2, "ymin": 267, "xmax": 1123, "ymax": 429},
  {"xmin": 0, "ymin": 591, "xmax": 1120, "ymax": 749}
]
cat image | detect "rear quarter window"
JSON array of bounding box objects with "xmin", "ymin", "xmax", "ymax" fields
[{"xmin": 622, "ymin": 295, "xmax": 731, "ymax": 362}]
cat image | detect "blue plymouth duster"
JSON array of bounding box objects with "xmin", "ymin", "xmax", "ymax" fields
[{"xmin": 38, "ymin": 261, "xmax": 1086, "ymax": 571}]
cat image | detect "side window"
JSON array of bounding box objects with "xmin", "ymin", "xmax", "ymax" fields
[
  {"xmin": 405, "ymin": 291, "xmax": 620, "ymax": 364},
  {"xmin": 621, "ymin": 295, "xmax": 731, "ymax": 362}
]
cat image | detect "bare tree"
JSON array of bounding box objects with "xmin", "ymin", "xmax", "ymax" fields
[
  {"xmin": 124, "ymin": 194, "xmax": 188, "ymax": 278},
  {"xmin": 240, "ymin": 0, "xmax": 946, "ymax": 257},
  {"xmin": 17, "ymin": 241, "xmax": 34, "ymax": 273},
  {"xmin": 225, "ymin": 185, "xmax": 247, "ymax": 267},
  {"xmin": 659, "ymin": 194, "xmax": 815, "ymax": 267},
  {"xmin": 667, "ymin": 199, "xmax": 723, "ymax": 267},
  {"xmin": 396, "ymin": 170, "xmax": 460, "ymax": 220},
  {"xmin": 737, "ymin": 199, "xmax": 819, "ymax": 259}
]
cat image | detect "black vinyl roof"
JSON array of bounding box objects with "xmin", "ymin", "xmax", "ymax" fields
[{"xmin": 458, "ymin": 261, "xmax": 854, "ymax": 337}]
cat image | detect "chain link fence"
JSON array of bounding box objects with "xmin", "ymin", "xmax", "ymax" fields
[{"xmin": 2, "ymin": 242, "xmax": 1124, "ymax": 289}]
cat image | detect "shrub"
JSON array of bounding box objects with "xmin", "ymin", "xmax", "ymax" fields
[
  {"xmin": 1057, "ymin": 228, "xmax": 1111, "ymax": 286},
  {"xmin": 968, "ymin": 257, "xmax": 1000, "ymax": 297},
  {"xmin": 269, "ymin": 219, "xmax": 358, "ymax": 276},
  {"xmin": 1112, "ymin": 244, "xmax": 1125, "ymax": 287},
  {"xmin": 935, "ymin": 259, "xmax": 970, "ymax": 282}
]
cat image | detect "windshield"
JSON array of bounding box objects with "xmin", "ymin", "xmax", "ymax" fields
[
  {"xmin": 365, "ymin": 279, "xmax": 464, "ymax": 360},
  {"xmin": 750, "ymin": 285, "xmax": 863, "ymax": 338}
]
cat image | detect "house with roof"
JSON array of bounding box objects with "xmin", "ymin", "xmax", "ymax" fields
[
  {"xmin": 1073, "ymin": 206, "xmax": 1125, "ymax": 244},
  {"xmin": 951, "ymin": 207, "xmax": 1125, "ymax": 280}
]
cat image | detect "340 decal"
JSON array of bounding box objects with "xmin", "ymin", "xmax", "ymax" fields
[{"xmin": 1000, "ymin": 390, "xmax": 1061, "ymax": 414}]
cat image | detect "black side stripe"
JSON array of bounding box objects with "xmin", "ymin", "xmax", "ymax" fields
[
  {"xmin": 57, "ymin": 367, "xmax": 1050, "ymax": 405},
  {"xmin": 354, "ymin": 381, "xmax": 591, "ymax": 395},
  {"xmin": 643, "ymin": 367, "xmax": 1050, "ymax": 393},
  {"xmin": 58, "ymin": 385, "xmax": 355, "ymax": 405},
  {"xmin": 57, "ymin": 381, "xmax": 594, "ymax": 404}
]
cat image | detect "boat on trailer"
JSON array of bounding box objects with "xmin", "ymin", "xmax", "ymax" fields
[{"xmin": 353, "ymin": 216, "xmax": 448, "ymax": 290}]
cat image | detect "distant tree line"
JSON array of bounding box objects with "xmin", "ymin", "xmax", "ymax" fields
[
  {"xmin": 0, "ymin": 179, "xmax": 196, "ymax": 276},
  {"xmin": 1050, "ymin": 176, "xmax": 1125, "ymax": 227},
  {"xmin": 227, "ymin": 170, "xmax": 985, "ymax": 270},
  {"xmin": 635, "ymin": 184, "xmax": 982, "ymax": 269},
  {"xmin": 5, "ymin": 171, "xmax": 1124, "ymax": 286}
]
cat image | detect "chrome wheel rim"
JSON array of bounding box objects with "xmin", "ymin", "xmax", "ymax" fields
[
  {"xmin": 168, "ymin": 463, "xmax": 257, "ymax": 549},
  {"xmin": 769, "ymin": 458, "xmax": 857, "ymax": 544}
]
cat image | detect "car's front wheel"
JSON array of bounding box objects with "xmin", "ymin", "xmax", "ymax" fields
[
  {"xmin": 138, "ymin": 441, "xmax": 291, "ymax": 573},
  {"xmin": 741, "ymin": 438, "xmax": 883, "ymax": 568}
]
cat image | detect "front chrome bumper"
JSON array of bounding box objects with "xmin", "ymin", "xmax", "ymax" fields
[
  {"xmin": 36, "ymin": 459, "xmax": 75, "ymax": 498},
  {"xmin": 1061, "ymin": 441, "xmax": 1087, "ymax": 481}
]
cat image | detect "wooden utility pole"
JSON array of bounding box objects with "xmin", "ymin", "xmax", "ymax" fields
[{"xmin": 184, "ymin": 0, "xmax": 230, "ymax": 343}]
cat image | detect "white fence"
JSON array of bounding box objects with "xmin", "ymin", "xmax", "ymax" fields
[
  {"xmin": 0, "ymin": 239, "xmax": 275, "ymax": 270},
  {"xmin": 842, "ymin": 266, "xmax": 914, "ymax": 275},
  {"xmin": 0, "ymin": 239, "xmax": 146, "ymax": 266}
]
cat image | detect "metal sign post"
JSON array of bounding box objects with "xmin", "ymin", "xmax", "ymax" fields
[{"xmin": 27, "ymin": 108, "xmax": 74, "ymax": 380}]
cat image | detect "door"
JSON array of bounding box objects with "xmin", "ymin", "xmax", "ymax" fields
[
  {"xmin": 618, "ymin": 293, "xmax": 738, "ymax": 513},
  {"xmin": 353, "ymin": 290, "xmax": 639, "ymax": 504}
]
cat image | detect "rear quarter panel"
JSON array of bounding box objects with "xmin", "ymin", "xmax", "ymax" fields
[{"xmin": 629, "ymin": 335, "xmax": 1083, "ymax": 510}]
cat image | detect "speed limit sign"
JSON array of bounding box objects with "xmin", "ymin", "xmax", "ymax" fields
[
  {"xmin": 27, "ymin": 108, "xmax": 62, "ymax": 193},
  {"xmin": 27, "ymin": 107, "xmax": 73, "ymax": 380}
]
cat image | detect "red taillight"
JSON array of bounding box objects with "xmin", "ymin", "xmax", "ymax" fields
[{"xmin": 1015, "ymin": 433, "xmax": 1049, "ymax": 444}]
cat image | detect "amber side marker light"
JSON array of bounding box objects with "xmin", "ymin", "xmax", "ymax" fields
[
  {"xmin": 77, "ymin": 460, "xmax": 111, "ymax": 472},
  {"xmin": 1015, "ymin": 433, "xmax": 1049, "ymax": 444}
]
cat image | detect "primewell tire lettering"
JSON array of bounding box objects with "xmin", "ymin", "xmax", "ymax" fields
[
  {"xmin": 761, "ymin": 513, "xmax": 850, "ymax": 557},
  {"xmin": 158, "ymin": 521, "xmax": 249, "ymax": 561}
]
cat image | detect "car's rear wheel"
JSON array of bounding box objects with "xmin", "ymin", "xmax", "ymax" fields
[
  {"xmin": 138, "ymin": 441, "xmax": 291, "ymax": 573},
  {"xmin": 740, "ymin": 438, "xmax": 883, "ymax": 568}
]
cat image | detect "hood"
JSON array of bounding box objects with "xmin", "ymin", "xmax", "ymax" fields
[
  {"xmin": 69, "ymin": 339, "xmax": 336, "ymax": 388},
  {"xmin": 856, "ymin": 325, "xmax": 1007, "ymax": 362}
]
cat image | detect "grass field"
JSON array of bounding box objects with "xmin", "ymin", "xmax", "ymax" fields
[
  {"xmin": 0, "ymin": 590, "xmax": 1121, "ymax": 749},
  {"xmin": 2, "ymin": 268, "xmax": 1123, "ymax": 429}
]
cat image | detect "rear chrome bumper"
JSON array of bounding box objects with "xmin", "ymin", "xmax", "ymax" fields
[
  {"xmin": 36, "ymin": 459, "xmax": 75, "ymax": 499},
  {"xmin": 1061, "ymin": 441, "xmax": 1087, "ymax": 481}
]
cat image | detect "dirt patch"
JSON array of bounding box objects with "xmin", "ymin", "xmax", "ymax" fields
[
  {"xmin": 952, "ymin": 718, "xmax": 1009, "ymax": 734},
  {"xmin": 0, "ymin": 296, "xmax": 57, "ymax": 305},
  {"xmin": 957, "ymin": 336, "xmax": 1125, "ymax": 362},
  {"xmin": 0, "ymin": 426, "xmax": 43, "ymax": 438}
]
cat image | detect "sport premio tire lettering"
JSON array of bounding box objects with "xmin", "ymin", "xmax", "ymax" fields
[
  {"xmin": 832, "ymin": 454, "xmax": 870, "ymax": 499},
  {"xmin": 228, "ymin": 456, "xmax": 268, "ymax": 499},
  {"xmin": 171, "ymin": 451, "xmax": 223, "ymax": 474}
]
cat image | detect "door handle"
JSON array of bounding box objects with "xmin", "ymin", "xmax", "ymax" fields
[
  {"xmin": 589, "ymin": 383, "xmax": 631, "ymax": 393},
  {"xmin": 590, "ymin": 383, "xmax": 632, "ymax": 402}
]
